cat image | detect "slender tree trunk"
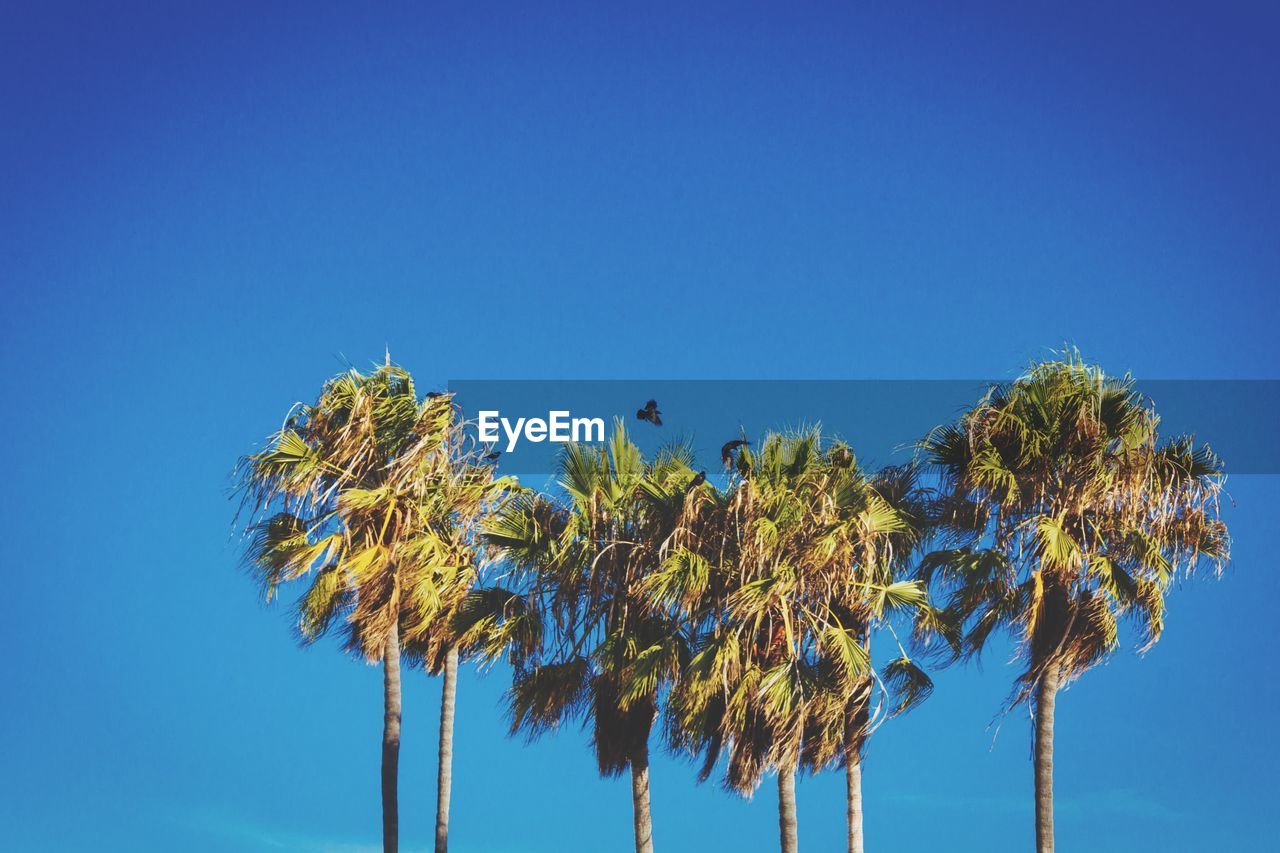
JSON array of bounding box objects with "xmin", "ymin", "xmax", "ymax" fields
[
  {"xmin": 435, "ymin": 647, "xmax": 459, "ymax": 853},
  {"xmin": 1034, "ymin": 664, "xmax": 1059, "ymax": 853},
  {"xmin": 846, "ymin": 670, "xmax": 871, "ymax": 853},
  {"xmin": 630, "ymin": 740, "xmax": 655, "ymax": 853},
  {"xmin": 846, "ymin": 754, "xmax": 864, "ymax": 853},
  {"xmin": 778, "ymin": 765, "xmax": 799, "ymax": 853},
  {"xmin": 382, "ymin": 621, "xmax": 402, "ymax": 853}
]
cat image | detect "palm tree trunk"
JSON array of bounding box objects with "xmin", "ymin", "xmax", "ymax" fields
[
  {"xmin": 630, "ymin": 740, "xmax": 655, "ymax": 853},
  {"xmin": 846, "ymin": 652, "xmax": 870, "ymax": 853},
  {"xmin": 435, "ymin": 647, "xmax": 459, "ymax": 853},
  {"xmin": 1034, "ymin": 664, "xmax": 1059, "ymax": 853},
  {"xmin": 846, "ymin": 754, "xmax": 863, "ymax": 853},
  {"xmin": 778, "ymin": 765, "xmax": 799, "ymax": 853},
  {"xmin": 382, "ymin": 621, "xmax": 402, "ymax": 853}
]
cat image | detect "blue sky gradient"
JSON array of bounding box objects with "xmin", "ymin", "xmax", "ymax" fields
[{"xmin": 2, "ymin": 2, "xmax": 1278, "ymax": 851}]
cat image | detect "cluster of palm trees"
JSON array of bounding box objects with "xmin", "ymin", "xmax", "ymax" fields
[{"xmin": 236, "ymin": 353, "xmax": 1230, "ymax": 853}]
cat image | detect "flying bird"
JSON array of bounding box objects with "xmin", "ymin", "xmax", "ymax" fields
[
  {"xmin": 721, "ymin": 439, "xmax": 750, "ymax": 468},
  {"xmin": 636, "ymin": 399, "xmax": 662, "ymax": 426}
]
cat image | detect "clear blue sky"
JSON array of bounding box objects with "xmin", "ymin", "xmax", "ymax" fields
[{"xmin": 2, "ymin": 2, "xmax": 1277, "ymax": 851}]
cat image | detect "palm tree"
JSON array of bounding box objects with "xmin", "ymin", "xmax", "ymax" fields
[
  {"xmin": 918, "ymin": 354, "xmax": 1230, "ymax": 853},
  {"xmin": 477, "ymin": 423, "xmax": 708, "ymax": 853},
  {"xmin": 798, "ymin": 462, "xmax": 935, "ymax": 853},
  {"xmin": 394, "ymin": 415, "xmax": 510, "ymax": 853},
  {"xmin": 665, "ymin": 430, "xmax": 932, "ymax": 853},
  {"xmin": 239, "ymin": 362, "xmax": 499, "ymax": 853}
]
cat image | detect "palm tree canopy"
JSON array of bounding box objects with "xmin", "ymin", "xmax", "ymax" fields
[
  {"xmin": 919, "ymin": 353, "xmax": 1230, "ymax": 702},
  {"xmin": 666, "ymin": 429, "xmax": 933, "ymax": 793},
  {"xmin": 238, "ymin": 363, "xmax": 506, "ymax": 665},
  {"xmin": 475, "ymin": 422, "xmax": 713, "ymax": 777}
]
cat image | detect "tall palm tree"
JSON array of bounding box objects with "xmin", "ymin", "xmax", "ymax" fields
[
  {"xmin": 477, "ymin": 424, "xmax": 709, "ymax": 853},
  {"xmin": 394, "ymin": 415, "xmax": 511, "ymax": 853},
  {"xmin": 918, "ymin": 354, "xmax": 1229, "ymax": 853},
  {"xmin": 665, "ymin": 430, "xmax": 932, "ymax": 853},
  {"xmin": 239, "ymin": 362, "xmax": 499, "ymax": 853},
  {"xmin": 798, "ymin": 462, "xmax": 935, "ymax": 853}
]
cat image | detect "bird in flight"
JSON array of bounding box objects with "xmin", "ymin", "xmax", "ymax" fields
[
  {"xmin": 636, "ymin": 399, "xmax": 662, "ymax": 426},
  {"xmin": 721, "ymin": 439, "xmax": 750, "ymax": 468}
]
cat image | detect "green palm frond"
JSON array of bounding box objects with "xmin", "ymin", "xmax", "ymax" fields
[
  {"xmin": 297, "ymin": 564, "xmax": 351, "ymax": 642},
  {"xmin": 819, "ymin": 622, "xmax": 871, "ymax": 682},
  {"xmin": 642, "ymin": 547, "xmax": 711, "ymax": 611},
  {"xmin": 870, "ymin": 580, "xmax": 928, "ymax": 618},
  {"xmin": 881, "ymin": 656, "xmax": 934, "ymax": 716},
  {"xmin": 1034, "ymin": 516, "xmax": 1083, "ymax": 572}
]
